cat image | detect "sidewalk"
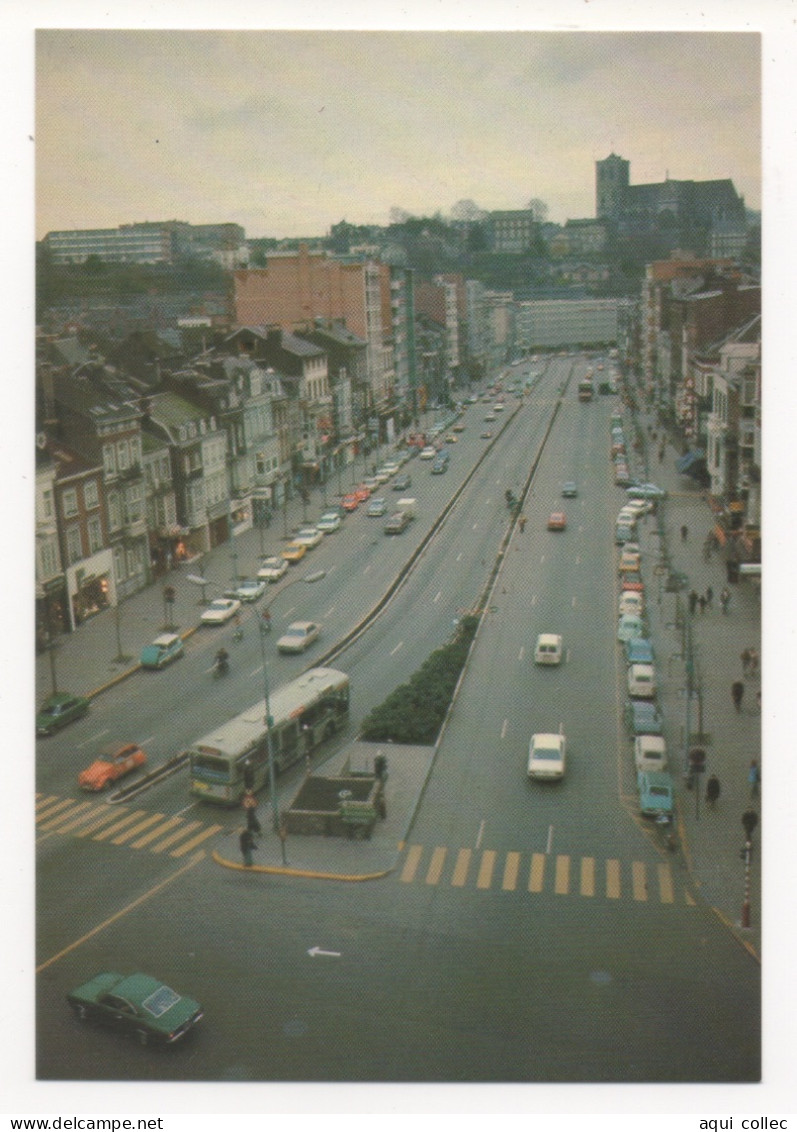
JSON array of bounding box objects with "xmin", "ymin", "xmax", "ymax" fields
[{"xmin": 625, "ymin": 405, "xmax": 761, "ymax": 958}]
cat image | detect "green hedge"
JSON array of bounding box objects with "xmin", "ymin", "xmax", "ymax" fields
[{"xmin": 360, "ymin": 616, "xmax": 479, "ymax": 744}]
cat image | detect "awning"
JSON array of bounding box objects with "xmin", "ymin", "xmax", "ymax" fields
[{"xmin": 677, "ymin": 449, "xmax": 705, "ymax": 474}]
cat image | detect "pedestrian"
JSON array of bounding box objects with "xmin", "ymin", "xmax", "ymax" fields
[
  {"xmin": 705, "ymin": 585, "xmax": 713, "ymax": 609},
  {"xmin": 518, "ymin": 514, "xmax": 527, "ymax": 533},
  {"xmin": 681, "ymin": 524, "xmax": 688, "ymax": 542},
  {"xmin": 239, "ymin": 828, "xmax": 257, "ymax": 867},
  {"xmin": 705, "ymin": 775, "xmax": 720, "ymax": 809},
  {"xmin": 731, "ymin": 680, "xmax": 744, "ymax": 712},
  {"xmin": 748, "ymin": 759, "xmax": 760, "ymax": 799},
  {"xmin": 689, "ymin": 590, "xmax": 699, "ymax": 616},
  {"xmin": 720, "ymin": 587, "xmax": 731, "ymax": 614},
  {"xmin": 698, "ymin": 594, "xmax": 706, "ymax": 614},
  {"xmin": 741, "ymin": 648, "xmax": 751, "ymax": 674},
  {"xmin": 748, "ymin": 647, "xmax": 759, "ymax": 676}
]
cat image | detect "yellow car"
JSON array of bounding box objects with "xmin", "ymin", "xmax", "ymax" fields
[{"xmin": 281, "ymin": 541, "xmax": 307, "ymax": 564}]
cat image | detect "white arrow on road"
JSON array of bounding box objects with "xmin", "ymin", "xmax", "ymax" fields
[{"xmin": 308, "ymin": 946, "xmax": 341, "ymax": 959}]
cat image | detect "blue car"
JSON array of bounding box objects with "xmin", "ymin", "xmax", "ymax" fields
[
  {"xmin": 637, "ymin": 770, "xmax": 674, "ymax": 818},
  {"xmin": 625, "ymin": 637, "xmax": 654, "ymax": 665},
  {"xmin": 624, "ymin": 700, "xmax": 663, "ymax": 737},
  {"xmin": 140, "ymin": 633, "xmax": 185, "ymax": 669}
]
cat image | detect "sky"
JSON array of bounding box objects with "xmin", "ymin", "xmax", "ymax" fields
[{"xmin": 33, "ymin": 21, "xmax": 763, "ymax": 241}]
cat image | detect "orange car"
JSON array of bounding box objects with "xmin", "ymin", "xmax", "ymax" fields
[
  {"xmin": 547, "ymin": 511, "xmax": 567, "ymax": 531},
  {"xmin": 341, "ymin": 493, "xmax": 360, "ymax": 511},
  {"xmin": 78, "ymin": 742, "xmax": 147, "ymax": 791}
]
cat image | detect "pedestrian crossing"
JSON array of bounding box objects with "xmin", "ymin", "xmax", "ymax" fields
[
  {"xmin": 35, "ymin": 793, "xmax": 224, "ymax": 859},
  {"xmin": 397, "ymin": 843, "xmax": 696, "ymax": 906}
]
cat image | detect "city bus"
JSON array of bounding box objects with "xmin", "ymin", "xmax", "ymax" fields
[{"xmin": 186, "ymin": 667, "xmax": 350, "ymax": 804}]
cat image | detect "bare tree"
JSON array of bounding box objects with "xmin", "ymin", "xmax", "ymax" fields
[
  {"xmin": 526, "ymin": 198, "xmax": 549, "ymax": 222},
  {"xmin": 450, "ymin": 199, "xmax": 487, "ymax": 222}
]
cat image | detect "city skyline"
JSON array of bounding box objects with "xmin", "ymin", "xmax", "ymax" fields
[{"xmin": 35, "ymin": 28, "xmax": 761, "ymax": 242}]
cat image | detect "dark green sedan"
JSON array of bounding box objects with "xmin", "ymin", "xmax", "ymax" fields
[
  {"xmin": 67, "ymin": 972, "xmax": 203, "ymax": 1046},
  {"xmin": 36, "ymin": 692, "xmax": 89, "ymax": 736}
]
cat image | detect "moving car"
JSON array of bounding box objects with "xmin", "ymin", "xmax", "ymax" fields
[
  {"xmin": 392, "ymin": 473, "xmax": 412, "ymax": 491},
  {"xmin": 534, "ymin": 633, "xmax": 563, "ymax": 665},
  {"xmin": 224, "ymin": 578, "xmax": 267, "ymax": 603},
  {"xmin": 480, "ymin": 429, "xmax": 494, "ymax": 439},
  {"xmin": 281, "ymin": 541, "xmax": 308, "ymax": 564},
  {"xmin": 200, "ymin": 597, "xmax": 242, "ymax": 625},
  {"xmin": 527, "ymin": 732, "xmax": 567, "ymax": 780},
  {"xmin": 292, "ymin": 526, "xmax": 323, "ymax": 549},
  {"xmin": 353, "ymin": 485, "xmax": 371, "ymax": 503},
  {"xmin": 637, "ymin": 770, "xmax": 674, "ymax": 818},
  {"xmin": 277, "ymin": 620, "xmax": 321, "ymax": 653},
  {"xmin": 625, "ymin": 637, "xmax": 654, "ymax": 665},
  {"xmin": 628, "ymin": 663, "xmax": 656, "ymax": 699},
  {"xmin": 624, "ymin": 700, "xmax": 664, "ymax": 736},
  {"xmin": 561, "ymin": 482, "xmax": 578, "ymax": 498},
  {"xmin": 67, "ymin": 972, "xmax": 203, "ymax": 1046},
  {"xmin": 36, "ymin": 692, "xmax": 90, "ymax": 736},
  {"xmin": 258, "ymin": 556, "xmax": 289, "ymax": 582},
  {"xmin": 483, "ymin": 413, "xmax": 497, "ymax": 422},
  {"xmin": 547, "ymin": 511, "xmax": 567, "ymax": 531},
  {"xmin": 78, "ymin": 742, "xmax": 147, "ymax": 791},
  {"xmin": 366, "ymin": 497, "xmax": 387, "ymax": 516},
  {"xmin": 384, "ymin": 510, "xmax": 410, "ymax": 534},
  {"xmin": 419, "ymin": 446, "xmax": 437, "ymax": 460},
  {"xmin": 316, "ymin": 511, "xmax": 342, "ymax": 533},
  {"xmin": 341, "ymin": 493, "xmax": 360, "ymax": 512},
  {"xmin": 634, "ymin": 734, "xmax": 668, "ymax": 773},
  {"xmin": 431, "ymin": 457, "xmax": 449, "ymax": 474},
  {"xmin": 140, "ymin": 633, "xmax": 184, "ymax": 669}
]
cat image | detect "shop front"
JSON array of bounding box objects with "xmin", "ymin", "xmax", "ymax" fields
[{"xmin": 66, "ymin": 549, "xmax": 114, "ymax": 631}]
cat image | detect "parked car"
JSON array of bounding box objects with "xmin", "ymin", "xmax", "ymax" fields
[
  {"xmin": 624, "ymin": 700, "xmax": 664, "ymax": 736},
  {"xmin": 625, "ymin": 637, "xmax": 654, "ymax": 665},
  {"xmin": 140, "ymin": 633, "xmax": 184, "ymax": 669},
  {"xmin": 362, "ymin": 477, "xmax": 380, "ymax": 494},
  {"xmin": 419, "ymin": 446, "xmax": 438, "ymax": 460},
  {"xmin": 36, "ymin": 692, "xmax": 90, "ymax": 736},
  {"xmin": 483, "ymin": 413, "xmax": 497, "ymax": 423},
  {"xmin": 534, "ymin": 633, "xmax": 563, "ymax": 665},
  {"xmin": 637, "ymin": 770, "xmax": 674, "ymax": 818},
  {"xmin": 527, "ymin": 732, "xmax": 567, "ymax": 780},
  {"xmin": 480, "ymin": 429, "xmax": 494, "ymax": 439},
  {"xmin": 292, "ymin": 526, "xmax": 323, "ymax": 549},
  {"xmin": 619, "ymin": 591, "xmax": 644, "ymax": 618},
  {"xmin": 67, "ymin": 971, "xmax": 203, "ymax": 1046},
  {"xmin": 547, "ymin": 511, "xmax": 567, "ymax": 531},
  {"xmin": 627, "ymin": 482, "xmax": 667, "ymax": 500},
  {"xmin": 634, "ymin": 735, "xmax": 668, "ymax": 773},
  {"xmin": 392, "ymin": 473, "xmax": 412, "ymax": 491},
  {"xmin": 316, "ymin": 511, "xmax": 342, "ymax": 533},
  {"xmin": 561, "ymin": 482, "xmax": 578, "ymax": 498},
  {"xmin": 353, "ymin": 485, "xmax": 372, "ymax": 503},
  {"xmin": 617, "ymin": 614, "xmax": 645, "ymax": 643},
  {"xmin": 277, "ymin": 620, "xmax": 321, "ymax": 653},
  {"xmin": 224, "ymin": 578, "xmax": 267, "ymax": 603},
  {"xmin": 366, "ymin": 497, "xmax": 388, "ymax": 516},
  {"xmin": 258, "ymin": 556, "xmax": 289, "ymax": 582},
  {"xmin": 431, "ymin": 457, "xmax": 449, "ymax": 474},
  {"xmin": 619, "ymin": 549, "xmax": 641, "ymax": 573},
  {"xmin": 200, "ymin": 597, "xmax": 242, "ymax": 625},
  {"xmin": 628, "ymin": 663, "xmax": 656, "ymax": 699},
  {"xmin": 614, "ymin": 465, "xmax": 632, "ymax": 487},
  {"xmin": 281, "ymin": 541, "xmax": 308, "ymax": 564},
  {"xmin": 78, "ymin": 742, "xmax": 147, "ymax": 792},
  {"xmin": 341, "ymin": 493, "xmax": 360, "ymax": 512}
]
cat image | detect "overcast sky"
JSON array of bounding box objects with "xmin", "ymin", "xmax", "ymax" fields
[{"xmin": 35, "ymin": 25, "xmax": 762, "ymax": 240}]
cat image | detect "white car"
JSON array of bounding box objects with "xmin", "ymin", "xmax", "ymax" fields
[
  {"xmin": 293, "ymin": 526, "xmax": 323, "ymax": 549},
  {"xmin": 419, "ymin": 446, "xmax": 437, "ymax": 460},
  {"xmin": 619, "ymin": 591, "xmax": 644, "ymax": 618},
  {"xmin": 367, "ymin": 497, "xmax": 387, "ymax": 516},
  {"xmin": 534, "ymin": 633, "xmax": 563, "ymax": 665},
  {"xmin": 316, "ymin": 512, "xmax": 342, "ymax": 533},
  {"xmin": 224, "ymin": 578, "xmax": 267, "ymax": 603},
  {"xmin": 201, "ymin": 597, "xmax": 242, "ymax": 625},
  {"xmin": 527, "ymin": 732, "xmax": 567, "ymax": 780},
  {"xmin": 634, "ymin": 734, "xmax": 668, "ymax": 773},
  {"xmin": 628, "ymin": 663, "xmax": 656, "ymax": 699},
  {"xmin": 627, "ymin": 482, "xmax": 667, "ymax": 500},
  {"xmin": 258, "ymin": 556, "xmax": 289, "ymax": 582},
  {"xmin": 277, "ymin": 620, "xmax": 321, "ymax": 654},
  {"xmin": 373, "ymin": 467, "xmax": 393, "ymax": 484}
]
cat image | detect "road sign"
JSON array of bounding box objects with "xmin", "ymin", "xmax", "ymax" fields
[{"xmin": 689, "ymin": 748, "xmax": 706, "ymax": 771}]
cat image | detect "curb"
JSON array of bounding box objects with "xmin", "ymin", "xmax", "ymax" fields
[
  {"xmin": 85, "ymin": 625, "xmax": 200, "ymax": 699},
  {"xmin": 211, "ymin": 848, "xmax": 394, "ymax": 882}
]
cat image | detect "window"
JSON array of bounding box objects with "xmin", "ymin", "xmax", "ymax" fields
[
  {"xmin": 117, "ymin": 440, "xmax": 129, "ymax": 471},
  {"xmin": 41, "ymin": 488, "xmax": 54, "ymax": 520},
  {"xmin": 103, "ymin": 444, "xmax": 116, "ymax": 476},
  {"xmin": 84, "ymin": 480, "xmax": 99, "ymax": 510},
  {"xmin": 87, "ymin": 516, "xmax": 103, "ymax": 554},
  {"xmin": 62, "ymin": 488, "xmax": 78, "ymax": 518},
  {"xmin": 40, "ymin": 539, "xmax": 59, "ymax": 578},
  {"xmin": 107, "ymin": 492, "xmax": 122, "ymax": 531},
  {"xmin": 65, "ymin": 525, "xmax": 82, "ymax": 565},
  {"xmin": 124, "ymin": 485, "xmax": 142, "ymax": 524},
  {"xmin": 114, "ymin": 546, "xmax": 126, "ymax": 582}
]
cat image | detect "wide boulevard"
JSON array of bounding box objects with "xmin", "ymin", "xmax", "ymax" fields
[{"xmin": 35, "ymin": 353, "xmax": 760, "ymax": 1084}]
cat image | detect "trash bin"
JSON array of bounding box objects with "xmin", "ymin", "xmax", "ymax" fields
[{"xmin": 726, "ymin": 560, "xmax": 740, "ymax": 584}]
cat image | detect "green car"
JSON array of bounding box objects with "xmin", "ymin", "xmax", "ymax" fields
[
  {"xmin": 140, "ymin": 632, "xmax": 185, "ymax": 669},
  {"xmin": 36, "ymin": 692, "xmax": 90, "ymax": 736},
  {"xmin": 67, "ymin": 972, "xmax": 204, "ymax": 1046},
  {"xmin": 637, "ymin": 770, "xmax": 674, "ymax": 819}
]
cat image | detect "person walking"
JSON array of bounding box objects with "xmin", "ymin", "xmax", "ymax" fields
[
  {"xmin": 689, "ymin": 590, "xmax": 699, "ymax": 616},
  {"xmin": 705, "ymin": 775, "xmax": 720, "ymax": 809},
  {"xmin": 705, "ymin": 585, "xmax": 713, "ymax": 609},
  {"xmin": 748, "ymin": 759, "xmax": 760, "ymax": 799},
  {"xmin": 698, "ymin": 594, "xmax": 706, "ymax": 614},
  {"xmin": 239, "ymin": 827, "xmax": 257, "ymax": 867},
  {"xmin": 741, "ymin": 648, "xmax": 751, "ymax": 674},
  {"xmin": 720, "ymin": 587, "xmax": 731, "ymax": 614},
  {"xmin": 681, "ymin": 524, "xmax": 688, "ymax": 542},
  {"xmin": 731, "ymin": 680, "xmax": 745, "ymax": 712},
  {"xmin": 748, "ymin": 647, "xmax": 759, "ymax": 676}
]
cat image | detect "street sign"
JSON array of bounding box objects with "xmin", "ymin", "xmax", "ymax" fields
[{"xmin": 689, "ymin": 748, "xmax": 707, "ymax": 771}]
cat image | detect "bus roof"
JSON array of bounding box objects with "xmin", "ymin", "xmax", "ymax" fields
[{"xmin": 191, "ymin": 667, "xmax": 348, "ymax": 759}]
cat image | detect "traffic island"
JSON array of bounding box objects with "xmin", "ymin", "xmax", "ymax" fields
[{"xmin": 284, "ymin": 761, "xmax": 386, "ymax": 839}]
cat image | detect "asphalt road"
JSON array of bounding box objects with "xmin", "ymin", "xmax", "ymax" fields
[{"xmin": 35, "ymin": 353, "xmax": 760, "ymax": 1084}]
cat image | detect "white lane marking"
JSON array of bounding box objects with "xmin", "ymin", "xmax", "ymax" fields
[
  {"xmin": 546, "ymin": 825, "xmax": 554, "ymax": 855},
  {"xmin": 433, "ymin": 591, "xmax": 442, "ymax": 603},
  {"xmin": 308, "ymin": 946, "xmax": 341, "ymax": 959},
  {"xmin": 518, "ymin": 646, "xmax": 525, "ymax": 662},
  {"xmin": 476, "ymin": 820, "xmax": 486, "ymax": 850},
  {"xmin": 323, "ymin": 605, "xmax": 336, "ymax": 617},
  {"xmin": 390, "ymin": 641, "xmax": 403, "ymax": 656},
  {"xmin": 572, "ymin": 596, "xmax": 577, "ymax": 608},
  {"xmin": 78, "ymin": 728, "xmax": 110, "ymax": 749},
  {"xmin": 501, "ymin": 719, "xmax": 508, "ymax": 739}
]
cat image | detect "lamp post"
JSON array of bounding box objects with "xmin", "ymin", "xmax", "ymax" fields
[{"xmin": 254, "ymin": 569, "xmax": 327, "ymax": 864}]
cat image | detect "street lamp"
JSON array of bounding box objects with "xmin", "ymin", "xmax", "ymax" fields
[{"xmin": 255, "ymin": 569, "xmax": 327, "ymax": 864}]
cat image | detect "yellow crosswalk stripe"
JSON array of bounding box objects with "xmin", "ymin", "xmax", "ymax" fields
[
  {"xmin": 36, "ymin": 798, "xmax": 76, "ymax": 823},
  {"xmin": 425, "ymin": 846, "xmax": 447, "ymax": 885},
  {"xmin": 502, "ymin": 851, "xmax": 521, "ymax": 891},
  {"xmin": 580, "ymin": 856, "xmax": 595, "ymax": 897},
  {"xmin": 38, "ymin": 801, "xmax": 95, "ymax": 831},
  {"xmin": 529, "ymin": 852, "xmax": 545, "ymax": 893},
  {"xmin": 75, "ymin": 807, "xmax": 130, "ymax": 837},
  {"xmin": 129, "ymin": 815, "xmax": 183, "ymax": 849},
  {"xmin": 92, "ymin": 810, "xmax": 148, "ymax": 842},
  {"xmin": 451, "ymin": 848, "xmax": 471, "ymax": 887},
  {"xmin": 632, "ymin": 861, "xmax": 647, "ymax": 901},
  {"xmin": 476, "ymin": 850, "xmax": 496, "ymax": 889},
  {"xmin": 658, "ymin": 863, "xmax": 674, "ymax": 904},
  {"xmin": 170, "ymin": 824, "xmax": 224, "ymax": 857},
  {"xmin": 110, "ymin": 813, "xmax": 167, "ymax": 845},
  {"xmin": 150, "ymin": 821, "xmax": 201, "ymax": 853},
  {"xmin": 606, "ymin": 858, "xmax": 621, "ymax": 899},
  {"xmin": 554, "ymin": 855, "xmax": 570, "ymax": 895},
  {"xmin": 400, "ymin": 843, "xmax": 423, "ymax": 883},
  {"xmin": 35, "ymin": 795, "xmax": 59, "ymax": 811}
]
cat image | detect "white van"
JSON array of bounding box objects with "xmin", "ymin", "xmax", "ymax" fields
[
  {"xmin": 634, "ymin": 734, "xmax": 668, "ymax": 773},
  {"xmin": 534, "ymin": 633, "xmax": 563, "ymax": 665},
  {"xmin": 628, "ymin": 663, "xmax": 656, "ymax": 699}
]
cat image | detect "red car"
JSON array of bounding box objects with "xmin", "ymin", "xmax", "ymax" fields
[
  {"xmin": 353, "ymin": 484, "xmax": 371, "ymax": 503},
  {"xmin": 547, "ymin": 511, "xmax": 567, "ymax": 531},
  {"xmin": 78, "ymin": 742, "xmax": 147, "ymax": 791},
  {"xmin": 342, "ymin": 493, "xmax": 360, "ymax": 511}
]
